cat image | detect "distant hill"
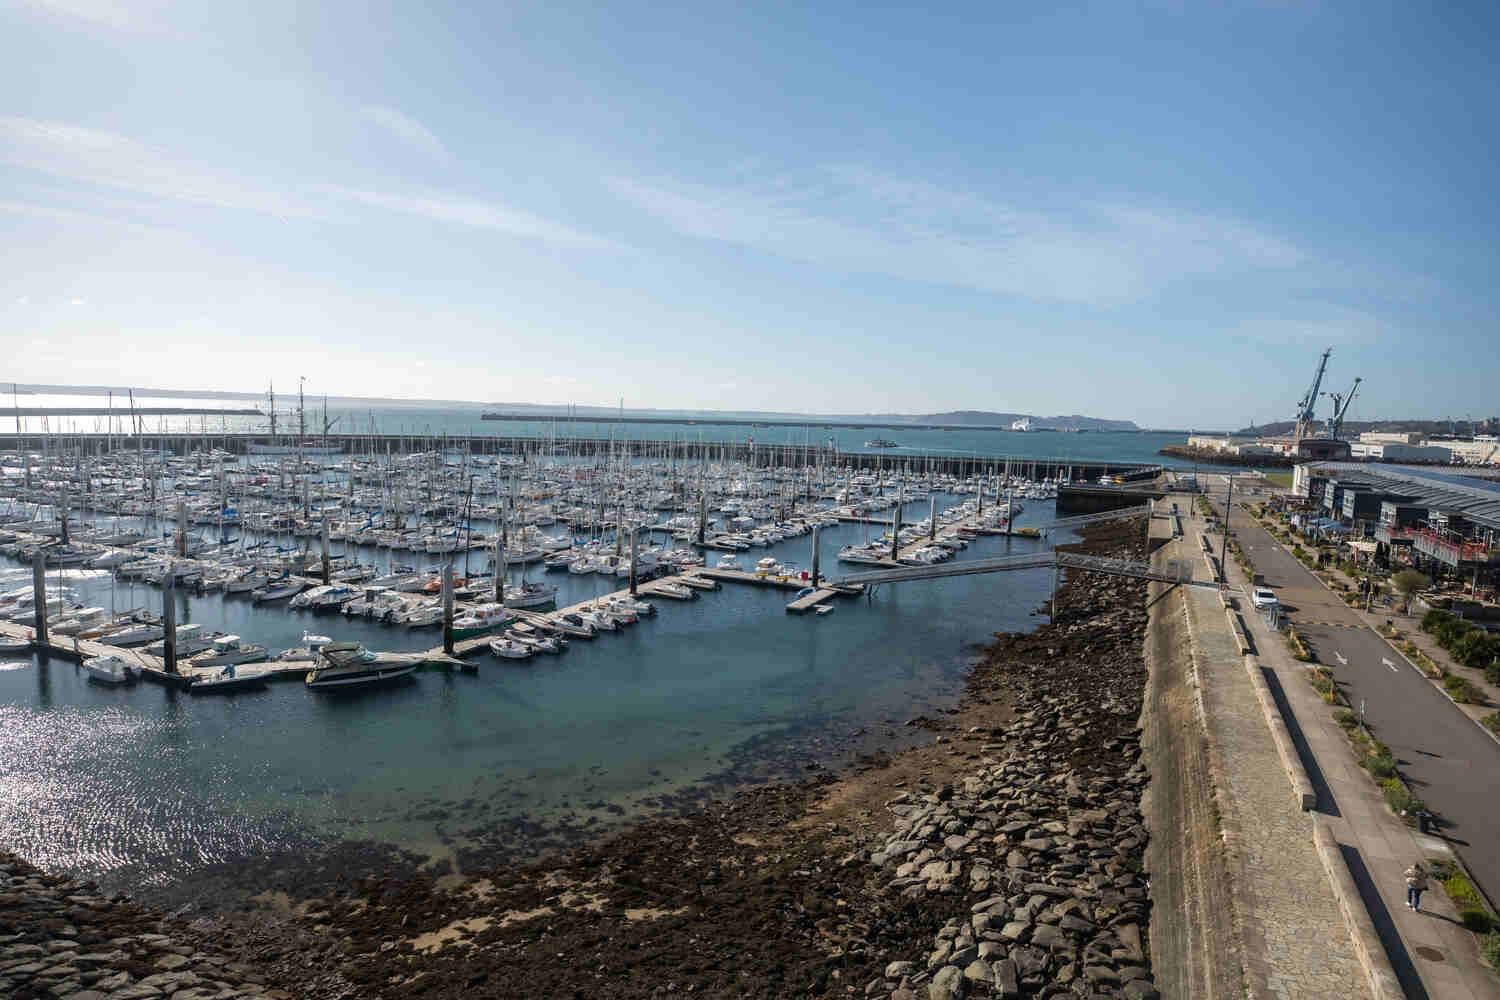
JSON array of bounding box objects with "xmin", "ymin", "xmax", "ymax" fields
[{"xmin": 905, "ymin": 411, "xmax": 1137, "ymax": 431}]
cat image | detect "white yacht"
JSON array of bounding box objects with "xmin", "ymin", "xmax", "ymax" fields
[
  {"xmin": 191, "ymin": 635, "xmax": 268, "ymax": 667},
  {"xmin": 305, "ymin": 642, "xmax": 419, "ymax": 690},
  {"xmin": 83, "ymin": 653, "xmax": 139, "ymax": 685}
]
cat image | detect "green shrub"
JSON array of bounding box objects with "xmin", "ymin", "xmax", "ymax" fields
[
  {"xmin": 1461, "ymin": 908, "xmax": 1494, "ymax": 934},
  {"xmin": 1483, "ymin": 712, "xmax": 1500, "ymax": 737},
  {"xmin": 1486, "ymin": 661, "xmax": 1500, "ymax": 687},
  {"xmin": 1333, "ymin": 708, "xmax": 1358, "ymax": 729},
  {"xmin": 1363, "ymin": 755, "xmax": 1398, "ymax": 780},
  {"xmin": 1482, "ymin": 932, "xmax": 1500, "ymax": 970},
  {"xmin": 1382, "ymin": 778, "xmax": 1423, "ymax": 815},
  {"xmin": 1443, "ymin": 674, "xmax": 1483, "ymax": 704},
  {"xmin": 1445, "ymin": 874, "xmax": 1486, "ymax": 909}
]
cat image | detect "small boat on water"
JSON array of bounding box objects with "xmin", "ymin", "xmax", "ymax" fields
[
  {"xmin": 189, "ymin": 663, "xmax": 268, "ymax": 695},
  {"xmin": 253, "ymin": 579, "xmax": 306, "ymax": 603},
  {"xmin": 0, "ymin": 635, "xmax": 32, "ymax": 658},
  {"xmin": 275, "ymin": 630, "xmax": 332, "ymax": 662},
  {"xmin": 815, "ymin": 604, "xmax": 835, "ymax": 616},
  {"xmin": 503, "ymin": 627, "xmax": 563, "ymax": 654},
  {"xmin": 488, "ymin": 637, "xmax": 535, "ymax": 660},
  {"xmin": 503, "ymin": 582, "xmax": 558, "ymax": 609},
  {"xmin": 83, "ymin": 653, "xmax": 139, "ymax": 685},
  {"xmin": 651, "ymin": 582, "xmax": 696, "ymax": 600},
  {"xmin": 305, "ymin": 642, "xmax": 419, "ymax": 690},
  {"xmin": 191, "ymin": 634, "xmax": 268, "ymax": 667},
  {"xmin": 451, "ymin": 603, "xmax": 513, "ymax": 639}
]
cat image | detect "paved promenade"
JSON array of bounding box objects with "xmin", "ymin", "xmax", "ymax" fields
[{"xmin": 1165, "ymin": 516, "xmax": 1369, "ymax": 998}]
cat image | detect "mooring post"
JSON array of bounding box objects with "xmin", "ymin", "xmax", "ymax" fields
[
  {"xmin": 1050, "ymin": 559, "xmax": 1060, "ymax": 621},
  {"xmin": 162, "ymin": 566, "xmax": 177, "ymax": 674},
  {"xmin": 929, "ymin": 496, "xmax": 936, "ymax": 541},
  {"xmin": 628, "ymin": 527, "xmax": 639, "ymax": 596},
  {"xmin": 810, "ymin": 525, "xmax": 821, "ymax": 587},
  {"xmin": 175, "ymin": 501, "xmax": 187, "ymax": 558},
  {"xmin": 441, "ymin": 560, "xmax": 455, "ymax": 655},
  {"xmin": 31, "ymin": 549, "xmax": 47, "ymax": 646}
]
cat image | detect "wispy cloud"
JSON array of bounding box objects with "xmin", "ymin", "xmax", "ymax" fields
[
  {"xmin": 612, "ymin": 167, "xmax": 1304, "ymax": 306},
  {"xmin": 0, "ymin": 115, "xmax": 310, "ymax": 216},
  {"xmin": 19, "ymin": 0, "xmax": 142, "ymax": 30},
  {"xmin": 0, "ymin": 116, "xmax": 614, "ymax": 250},
  {"xmin": 358, "ymin": 105, "xmax": 451, "ymax": 166},
  {"xmin": 326, "ymin": 187, "xmax": 618, "ymax": 250}
]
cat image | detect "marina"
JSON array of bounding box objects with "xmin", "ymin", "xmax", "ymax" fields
[{"xmin": 0, "ymin": 429, "xmax": 1098, "ymax": 890}]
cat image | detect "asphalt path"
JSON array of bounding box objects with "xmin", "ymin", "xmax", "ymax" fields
[{"xmin": 1217, "ymin": 493, "xmax": 1500, "ymax": 904}]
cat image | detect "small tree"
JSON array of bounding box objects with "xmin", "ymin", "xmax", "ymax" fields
[{"xmin": 1391, "ymin": 569, "xmax": 1431, "ymax": 614}]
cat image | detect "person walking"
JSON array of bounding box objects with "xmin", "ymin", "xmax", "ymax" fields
[{"xmin": 1405, "ymin": 862, "xmax": 1430, "ymax": 912}]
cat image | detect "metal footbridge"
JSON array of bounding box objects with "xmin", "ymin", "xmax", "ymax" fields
[{"xmin": 832, "ymin": 549, "xmax": 1217, "ymax": 589}]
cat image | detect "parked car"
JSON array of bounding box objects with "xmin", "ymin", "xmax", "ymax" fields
[{"xmin": 1251, "ymin": 586, "xmax": 1279, "ymax": 609}]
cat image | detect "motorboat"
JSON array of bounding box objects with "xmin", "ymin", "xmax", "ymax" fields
[
  {"xmin": 488, "ymin": 637, "xmax": 535, "ymax": 660},
  {"xmin": 576, "ymin": 609, "xmax": 617, "ymax": 632},
  {"xmin": 550, "ymin": 615, "xmax": 597, "ymax": 639},
  {"xmin": 253, "ymin": 579, "xmax": 307, "ymax": 603},
  {"xmin": 289, "ymin": 585, "xmax": 334, "ymax": 610},
  {"xmin": 814, "ymin": 604, "xmax": 835, "ymax": 616},
  {"xmin": 83, "ymin": 653, "xmax": 139, "ymax": 685},
  {"xmin": 223, "ymin": 570, "xmax": 268, "ymax": 594},
  {"xmin": 502, "ymin": 582, "xmax": 558, "ymax": 609},
  {"xmin": 715, "ymin": 554, "xmax": 742, "ymax": 570},
  {"xmin": 191, "ymin": 634, "xmax": 268, "ymax": 667},
  {"xmin": 506, "ymin": 625, "xmax": 564, "ymax": 653},
  {"xmin": 651, "ymin": 582, "xmax": 696, "ymax": 600},
  {"xmin": 145, "ymin": 624, "xmax": 216, "ymax": 658},
  {"xmin": 275, "ymin": 630, "xmax": 333, "ymax": 661},
  {"xmin": 101, "ymin": 620, "xmax": 165, "ymax": 648},
  {"xmin": 0, "ymin": 635, "xmax": 31, "ymax": 658},
  {"xmin": 452, "ymin": 603, "xmax": 513, "ymax": 639},
  {"xmin": 397, "ymin": 604, "xmax": 443, "ymax": 629},
  {"xmin": 189, "ymin": 663, "xmax": 268, "ymax": 694},
  {"xmin": 305, "ymin": 642, "xmax": 419, "ymax": 690}
]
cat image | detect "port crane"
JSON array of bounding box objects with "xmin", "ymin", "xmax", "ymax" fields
[
  {"xmin": 1293, "ymin": 347, "xmax": 1332, "ymax": 444},
  {"xmin": 1323, "ymin": 376, "xmax": 1362, "ymax": 442}
]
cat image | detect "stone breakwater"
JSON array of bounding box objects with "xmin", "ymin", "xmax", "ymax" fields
[
  {"xmin": 0, "ymin": 853, "xmax": 287, "ymax": 1000},
  {"xmin": 863, "ymin": 559, "xmax": 1156, "ymax": 999}
]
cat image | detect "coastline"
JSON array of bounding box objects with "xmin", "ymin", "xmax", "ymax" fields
[{"xmin": 3, "ymin": 519, "xmax": 1158, "ymax": 998}]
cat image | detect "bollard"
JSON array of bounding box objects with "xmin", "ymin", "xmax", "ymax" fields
[{"xmin": 31, "ymin": 550, "xmax": 48, "ymax": 647}]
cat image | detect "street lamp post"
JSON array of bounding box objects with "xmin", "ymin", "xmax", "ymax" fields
[{"xmin": 1219, "ymin": 474, "xmax": 1234, "ymax": 583}]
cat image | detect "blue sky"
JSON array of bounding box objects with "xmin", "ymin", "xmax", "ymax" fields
[{"xmin": 2, "ymin": 1, "xmax": 1496, "ymax": 427}]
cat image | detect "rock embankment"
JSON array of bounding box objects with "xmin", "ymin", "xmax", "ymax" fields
[
  {"xmin": 0, "ymin": 853, "xmax": 286, "ymax": 1000},
  {"xmin": 862, "ymin": 548, "xmax": 1157, "ymax": 999}
]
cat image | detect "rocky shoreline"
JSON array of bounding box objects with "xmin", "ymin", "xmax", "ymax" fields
[{"xmin": 4, "ymin": 519, "xmax": 1157, "ymax": 999}]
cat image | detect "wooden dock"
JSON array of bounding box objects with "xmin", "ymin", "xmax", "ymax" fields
[
  {"xmin": 0, "ymin": 619, "xmax": 193, "ymax": 688},
  {"xmin": 785, "ymin": 588, "xmax": 841, "ymax": 614}
]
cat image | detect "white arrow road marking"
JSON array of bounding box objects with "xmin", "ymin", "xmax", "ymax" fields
[
  {"xmin": 1335, "ymin": 652, "xmax": 1348, "ymax": 665},
  {"xmin": 1382, "ymin": 657, "xmax": 1399, "ymax": 673}
]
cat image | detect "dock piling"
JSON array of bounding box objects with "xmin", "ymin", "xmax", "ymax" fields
[
  {"xmin": 162, "ymin": 568, "xmax": 177, "ymax": 674},
  {"xmin": 628, "ymin": 527, "xmax": 639, "ymax": 597},
  {"xmin": 31, "ymin": 550, "xmax": 47, "ymax": 646},
  {"xmin": 441, "ymin": 560, "xmax": 454, "ymax": 655},
  {"xmin": 810, "ymin": 525, "xmax": 821, "ymax": 587},
  {"xmin": 320, "ymin": 516, "xmax": 331, "ymax": 585}
]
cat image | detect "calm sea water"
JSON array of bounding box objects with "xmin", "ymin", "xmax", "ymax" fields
[
  {"xmin": 8, "ymin": 392, "xmax": 1198, "ymax": 466},
  {"xmin": 0, "ymin": 495, "xmax": 1070, "ymax": 895}
]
